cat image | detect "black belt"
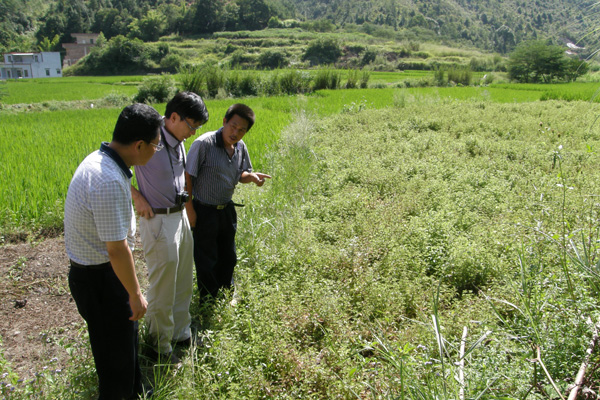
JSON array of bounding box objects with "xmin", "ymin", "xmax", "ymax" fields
[
  {"xmin": 153, "ymin": 204, "xmax": 184, "ymax": 214},
  {"xmin": 194, "ymin": 200, "xmax": 244, "ymax": 210},
  {"xmin": 70, "ymin": 260, "xmax": 111, "ymax": 270}
]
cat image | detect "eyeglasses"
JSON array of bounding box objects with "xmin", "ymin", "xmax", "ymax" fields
[
  {"xmin": 182, "ymin": 117, "xmax": 202, "ymax": 132},
  {"xmin": 149, "ymin": 142, "xmax": 164, "ymax": 152}
]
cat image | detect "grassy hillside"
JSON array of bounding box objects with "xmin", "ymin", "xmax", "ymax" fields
[
  {"xmin": 4, "ymin": 0, "xmax": 598, "ymax": 60},
  {"xmin": 160, "ymin": 28, "xmax": 507, "ymax": 72},
  {"xmin": 284, "ymin": 0, "xmax": 599, "ymax": 50}
]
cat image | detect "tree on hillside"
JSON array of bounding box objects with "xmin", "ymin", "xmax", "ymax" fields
[
  {"xmin": 92, "ymin": 8, "xmax": 134, "ymax": 39},
  {"xmin": 128, "ymin": 10, "xmax": 166, "ymax": 42},
  {"xmin": 507, "ymin": 39, "xmax": 586, "ymax": 83},
  {"xmin": 72, "ymin": 35, "xmax": 153, "ymax": 75},
  {"xmin": 237, "ymin": 0, "xmax": 273, "ymax": 30},
  {"xmin": 37, "ymin": 34, "xmax": 61, "ymax": 51},
  {"xmin": 0, "ymin": 0, "xmax": 34, "ymax": 51}
]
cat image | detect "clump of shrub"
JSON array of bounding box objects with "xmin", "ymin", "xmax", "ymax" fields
[
  {"xmin": 258, "ymin": 50, "xmax": 288, "ymax": 69},
  {"xmin": 447, "ymin": 67, "xmax": 472, "ymax": 86},
  {"xmin": 100, "ymin": 92, "xmax": 132, "ymax": 107},
  {"xmin": 432, "ymin": 67, "xmax": 473, "ymax": 86},
  {"xmin": 312, "ymin": 68, "xmax": 341, "ymax": 90},
  {"xmin": 70, "ymin": 35, "xmax": 156, "ymax": 75},
  {"xmin": 361, "ymin": 49, "xmax": 377, "ymax": 66},
  {"xmin": 229, "ymin": 49, "xmax": 258, "ymax": 68},
  {"xmin": 360, "ymin": 70, "xmax": 370, "ymax": 88},
  {"xmin": 133, "ymin": 74, "xmax": 177, "ymax": 103},
  {"xmin": 303, "ymin": 38, "xmax": 342, "ymax": 66},
  {"xmin": 179, "ymin": 64, "xmax": 204, "ymax": 96},
  {"xmin": 345, "ymin": 69, "xmax": 359, "ymax": 89},
  {"xmin": 226, "ymin": 70, "xmax": 260, "ymax": 97},
  {"xmin": 160, "ymin": 53, "xmax": 184, "ymax": 73},
  {"xmin": 279, "ymin": 70, "xmax": 312, "ymax": 94}
]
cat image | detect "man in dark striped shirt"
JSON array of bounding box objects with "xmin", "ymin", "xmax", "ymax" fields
[{"xmin": 185, "ymin": 104, "xmax": 271, "ymax": 306}]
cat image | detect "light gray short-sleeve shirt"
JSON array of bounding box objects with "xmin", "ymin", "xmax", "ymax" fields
[{"xmin": 64, "ymin": 145, "xmax": 136, "ymax": 265}]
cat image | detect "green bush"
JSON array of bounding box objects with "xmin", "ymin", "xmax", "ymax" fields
[
  {"xmin": 359, "ymin": 71, "xmax": 370, "ymax": 88},
  {"xmin": 160, "ymin": 54, "xmax": 184, "ymax": 73},
  {"xmin": 258, "ymin": 50, "xmax": 288, "ymax": 69},
  {"xmin": 262, "ymin": 72, "xmax": 282, "ymax": 95},
  {"xmin": 229, "ymin": 49, "xmax": 257, "ymax": 68},
  {"xmin": 312, "ymin": 68, "xmax": 341, "ymax": 90},
  {"xmin": 279, "ymin": 70, "xmax": 312, "ymax": 94},
  {"xmin": 227, "ymin": 70, "xmax": 260, "ymax": 97},
  {"xmin": 507, "ymin": 40, "xmax": 586, "ymax": 83},
  {"xmin": 434, "ymin": 68, "xmax": 445, "ymax": 85},
  {"xmin": 345, "ymin": 69, "xmax": 359, "ymax": 89},
  {"xmin": 204, "ymin": 65, "xmax": 226, "ymax": 98},
  {"xmin": 302, "ymin": 38, "xmax": 342, "ymax": 66},
  {"xmin": 360, "ymin": 49, "xmax": 377, "ymax": 66},
  {"xmin": 267, "ymin": 16, "xmax": 282, "ymax": 28},
  {"xmin": 72, "ymin": 35, "xmax": 153, "ymax": 75},
  {"xmin": 447, "ymin": 67, "xmax": 472, "ymax": 85},
  {"xmin": 178, "ymin": 64, "xmax": 205, "ymax": 96},
  {"xmin": 133, "ymin": 74, "xmax": 177, "ymax": 104}
]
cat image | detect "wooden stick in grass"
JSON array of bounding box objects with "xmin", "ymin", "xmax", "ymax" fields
[
  {"xmin": 567, "ymin": 319, "xmax": 600, "ymax": 400},
  {"xmin": 459, "ymin": 326, "xmax": 467, "ymax": 400}
]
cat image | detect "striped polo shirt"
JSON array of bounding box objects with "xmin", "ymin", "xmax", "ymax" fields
[
  {"xmin": 64, "ymin": 143, "xmax": 136, "ymax": 265},
  {"xmin": 135, "ymin": 126, "xmax": 186, "ymax": 208},
  {"xmin": 186, "ymin": 128, "xmax": 252, "ymax": 205}
]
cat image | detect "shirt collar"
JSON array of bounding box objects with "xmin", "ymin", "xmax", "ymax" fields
[
  {"xmin": 99, "ymin": 142, "xmax": 133, "ymax": 179},
  {"xmin": 162, "ymin": 125, "xmax": 182, "ymax": 149},
  {"xmin": 216, "ymin": 127, "xmax": 238, "ymax": 151}
]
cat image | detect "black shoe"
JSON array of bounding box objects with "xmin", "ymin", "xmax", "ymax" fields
[
  {"xmin": 174, "ymin": 337, "xmax": 192, "ymax": 348},
  {"xmin": 145, "ymin": 348, "xmax": 182, "ymax": 366}
]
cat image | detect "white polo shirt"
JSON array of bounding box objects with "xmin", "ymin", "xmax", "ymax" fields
[{"xmin": 64, "ymin": 143, "xmax": 136, "ymax": 265}]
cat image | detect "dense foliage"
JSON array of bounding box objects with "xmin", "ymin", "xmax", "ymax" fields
[
  {"xmin": 66, "ymin": 35, "xmax": 172, "ymax": 75},
  {"xmin": 1, "ymin": 0, "xmax": 598, "ymax": 58},
  {"xmin": 508, "ymin": 40, "xmax": 589, "ymax": 83}
]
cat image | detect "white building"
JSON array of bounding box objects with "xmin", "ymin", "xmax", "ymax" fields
[{"xmin": 0, "ymin": 52, "xmax": 63, "ymax": 80}]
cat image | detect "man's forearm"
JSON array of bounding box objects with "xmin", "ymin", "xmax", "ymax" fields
[{"xmin": 106, "ymin": 239, "xmax": 142, "ymax": 298}]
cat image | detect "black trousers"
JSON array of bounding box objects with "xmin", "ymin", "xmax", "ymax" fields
[
  {"xmin": 68, "ymin": 263, "xmax": 142, "ymax": 400},
  {"xmin": 192, "ymin": 201, "xmax": 237, "ymax": 300}
]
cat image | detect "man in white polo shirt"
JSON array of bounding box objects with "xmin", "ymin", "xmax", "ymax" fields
[{"xmin": 65, "ymin": 103, "xmax": 163, "ymax": 399}]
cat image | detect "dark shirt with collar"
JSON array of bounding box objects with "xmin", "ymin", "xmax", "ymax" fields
[{"xmin": 186, "ymin": 127, "xmax": 252, "ymax": 205}]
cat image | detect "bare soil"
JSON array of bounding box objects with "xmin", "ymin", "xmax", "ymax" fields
[{"xmin": 0, "ymin": 235, "xmax": 146, "ymax": 381}]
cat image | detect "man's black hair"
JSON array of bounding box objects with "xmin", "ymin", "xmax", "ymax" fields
[
  {"xmin": 165, "ymin": 91, "xmax": 209, "ymax": 125},
  {"xmin": 224, "ymin": 103, "xmax": 255, "ymax": 131},
  {"xmin": 112, "ymin": 103, "xmax": 163, "ymax": 145}
]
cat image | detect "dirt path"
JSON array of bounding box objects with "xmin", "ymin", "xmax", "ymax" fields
[
  {"xmin": 0, "ymin": 236, "xmax": 80, "ymax": 379},
  {"xmin": 0, "ymin": 235, "xmax": 147, "ymax": 381}
]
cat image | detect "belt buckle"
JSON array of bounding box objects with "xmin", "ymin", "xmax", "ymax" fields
[{"xmin": 216, "ymin": 204, "xmax": 226, "ymax": 210}]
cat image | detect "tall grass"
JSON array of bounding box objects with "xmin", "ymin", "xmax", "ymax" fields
[
  {"xmin": 3, "ymin": 97, "xmax": 600, "ymax": 398},
  {"xmin": 3, "ymin": 82, "xmax": 600, "ymax": 237}
]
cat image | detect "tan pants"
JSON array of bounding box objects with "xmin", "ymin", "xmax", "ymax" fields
[{"xmin": 140, "ymin": 209, "xmax": 193, "ymax": 354}]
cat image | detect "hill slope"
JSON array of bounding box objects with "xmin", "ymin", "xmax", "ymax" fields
[{"xmin": 2, "ymin": 0, "xmax": 598, "ymax": 55}]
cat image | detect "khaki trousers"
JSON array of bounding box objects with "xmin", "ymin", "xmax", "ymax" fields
[{"xmin": 140, "ymin": 209, "xmax": 193, "ymax": 354}]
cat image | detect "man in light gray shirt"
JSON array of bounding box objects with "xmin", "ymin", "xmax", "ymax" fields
[{"xmin": 65, "ymin": 103, "xmax": 162, "ymax": 399}]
